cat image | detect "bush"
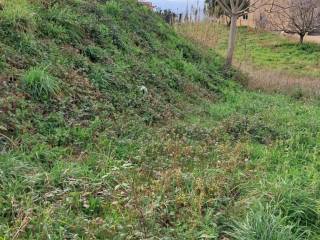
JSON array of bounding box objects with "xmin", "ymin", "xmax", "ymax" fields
[
  {"xmin": 22, "ymin": 67, "xmax": 61, "ymax": 100},
  {"xmin": 109, "ymin": 25, "xmax": 127, "ymax": 50},
  {"xmin": 177, "ymin": 43, "xmax": 201, "ymax": 62}
]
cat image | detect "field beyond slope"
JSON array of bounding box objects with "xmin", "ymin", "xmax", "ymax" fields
[
  {"xmin": 1, "ymin": 1, "xmax": 320, "ymax": 239},
  {"xmin": 178, "ymin": 23, "xmax": 320, "ymax": 96}
]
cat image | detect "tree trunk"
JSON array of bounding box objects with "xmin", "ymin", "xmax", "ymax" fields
[
  {"xmin": 299, "ymin": 34, "xmax": 305, "ymax": 44},
  {"xmin": 225, "ymin": 14, "xmax": 238, "ymax": 68}
]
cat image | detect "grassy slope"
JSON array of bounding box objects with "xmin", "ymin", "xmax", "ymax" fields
[{"xmin": 1, "ymin": 1, "xmax": 320, "ymax": 239}]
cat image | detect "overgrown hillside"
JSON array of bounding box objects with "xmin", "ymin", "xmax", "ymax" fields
[
  {"xmin": 0, "ymin": 0, "xmax": 226, "ymax": 129},
  {"xmin": 1, "ymin": 0, "xmax": 320, "ymax": 239},
  {"xmin": 0, "ymin": 0, "xmax": 230, "ymax": 238}
]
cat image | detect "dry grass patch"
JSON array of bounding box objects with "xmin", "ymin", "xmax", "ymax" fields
[{"xmin": 237, "ymin": 63, "xmax": 320, "ymax": 97}]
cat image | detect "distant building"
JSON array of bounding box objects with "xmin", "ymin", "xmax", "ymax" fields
[
  {"xmin": 138, "ymin": 0, "xmax": 156, "ymax": 10},
  {"xmin": 219, "ymin": 0, "xmax": 320, "ymax": 35}
]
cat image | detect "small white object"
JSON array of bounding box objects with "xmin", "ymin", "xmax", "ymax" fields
[{"xmin": 139, "ymin": 85, "xmax": 148, "ymax": 95}]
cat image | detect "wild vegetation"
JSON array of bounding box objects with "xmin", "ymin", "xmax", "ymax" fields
[{"xmin": 1, "ymin": 0, "xmax": 320, "ymax": 239}]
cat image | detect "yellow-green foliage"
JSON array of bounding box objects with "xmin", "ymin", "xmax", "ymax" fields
[
  {"xmin": 23, "ymin": 67, "xmax": 61, "ymax": 100},
  {"xmin": 104, "ymin": 0, "xmax": 121, "ymax": 17},
  {"xmin": 0, "ymin": 0, "xmax": 35, "ymax": 30}
]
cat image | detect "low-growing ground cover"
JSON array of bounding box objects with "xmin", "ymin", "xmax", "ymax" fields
[{"xmin": 2, "ymin": 83, "xmax": 320, "ymax": 239}]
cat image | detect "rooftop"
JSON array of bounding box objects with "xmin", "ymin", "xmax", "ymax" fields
[{"xmin": 138, "ymin": 0, "xmax": 156, "ymax": 9}]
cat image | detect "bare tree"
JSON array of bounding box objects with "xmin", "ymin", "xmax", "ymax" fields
[
  {"xmin": 205, "ymin": 0, "xmax": 231, "ymax": 25},
  {"xmin": 268, "ymin": 0, "xmax": 320, "ymax": 44},
  {"xmin": 205, "ymin": 0, "xmax": 250, "ymax": 26},
  {"xmin": 215, "ymin": 0, "xmax": 268, "ymax": 67}
]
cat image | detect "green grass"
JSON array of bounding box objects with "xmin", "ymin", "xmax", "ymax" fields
[
  {"xmin": 1, "ymin": 0, "xmax": 320, "ymax": 239},
  {"xmin": 186, "ymin": 88, "xmax": 320, "ymax": 238},
  {"xmin": 3, "ymin": 84, "xmax": 320, "ymax": 239},
  {"xmin": 0, "ymin": 0, "xmax": 36, "ymax": 31},
  {"xmin": 226, "ymin": 204, "xmax": 306, "ymax": 240},
  {"xmin": 215, "ymin": 27, "xmax": 320, "ymax": 78},
  {"xmin": 22, "ymin": 67, "xmax": 61, "ymax": 100}
]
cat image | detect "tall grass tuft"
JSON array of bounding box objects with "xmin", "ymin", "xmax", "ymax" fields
[
  {"xmin": 104, "ymin": 0, "xmax": 121, "ymax": 17},
  {"xmin": 263, "ymin": 180, "xmax": 320, "ymax": 230},
  {"xmin": 226, "ymin": 204, "xmax": 306, "ymax": 240},
  {"xmin": 22, "ymin": 67, "xmax": 61, "ymax": 100},
  {"xmin": 0, "ymin": 0, "xmax": 36, "ymax": 31}
]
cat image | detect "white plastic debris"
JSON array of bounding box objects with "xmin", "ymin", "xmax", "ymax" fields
[{"xmin": 139, "ymin": 85, "xmax": 148, "ymax": 95}]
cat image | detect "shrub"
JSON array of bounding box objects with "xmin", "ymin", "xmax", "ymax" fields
[
  {"xmin": 109, "ymin": 25, "xmax": 127, "ymax": 50},
  {"xmin": 22, "ymin": 67, "xmax": 61, "ymax": 100}
]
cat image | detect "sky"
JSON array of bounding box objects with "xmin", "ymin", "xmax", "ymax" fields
[{"xmin": 149, "ymin": 0, "xmax": 205, "ymax": 14}]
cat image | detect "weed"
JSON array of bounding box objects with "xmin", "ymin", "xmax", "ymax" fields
[
  {"xmin": 221, "ymin": 114, "xmax": 281, "ymax": 144},
  {"xmin": 88, "ymin": 23, "xmax": 110, "ymax": 47},
  {"xmin": 291, "ymin": 88, "xmax": 304, "ymax": 100}
]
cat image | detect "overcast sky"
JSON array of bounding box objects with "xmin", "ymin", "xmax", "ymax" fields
[{"xmin": 150, "ymin": 0, "xmax": 205, "ymax": 14}]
